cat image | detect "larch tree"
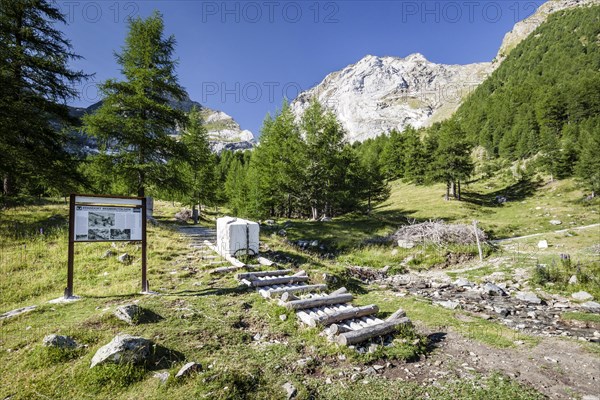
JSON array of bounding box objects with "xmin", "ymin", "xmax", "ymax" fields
[
  {"xmin": 0, "ymin": 0, "xmax": 88, "ymax": 197},
  {"xmin": 83, "ymin": 11, "xmax": 186, "ymax": 197}
]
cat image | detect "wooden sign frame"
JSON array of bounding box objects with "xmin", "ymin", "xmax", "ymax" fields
[{"xmin": 65, "ymin": 194, "xmax": 148, "ymax": 299}]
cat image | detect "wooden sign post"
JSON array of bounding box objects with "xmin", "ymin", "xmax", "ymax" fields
[{"xmin": 65, "ymin": 194, "xmax": 148, "ymax": 299}]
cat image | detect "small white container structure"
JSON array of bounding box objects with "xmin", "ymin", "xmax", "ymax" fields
[{"xmin": 216, "ymin": 217, "xmax": 260, "ymax": 257}]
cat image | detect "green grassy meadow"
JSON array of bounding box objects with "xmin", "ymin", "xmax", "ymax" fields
[{"xmin": 1, "ymin": 177, "xmax": 598, "ymax": 399}]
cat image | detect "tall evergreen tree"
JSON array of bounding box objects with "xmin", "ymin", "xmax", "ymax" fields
[
  {"xmin": 381, "ymin": 129, "xmax": 406, "ymax": 180},
  {"xmin": 575, "ymin": 118, "xmax": 600, "ymax": 197},
  {"xmin": 301, "ymin": 99, "xmax": 346, "ymax": 220},
  {"xmin": 180, "ymin": 107, "xmax": 216, "ymax": 223},
  {"xmin": 402, "ymin": 126, "xmax": 430, "ymax": 185},
  {"xmin": 83, "ymin": 11, "xmax": 186, "ymax": 197},
  {"xmin": 0, "ymin": 0, "xmax": 88, "ymax": 197},
  {"xmin": 428, "ymin": 121, "xmax": 473, "ymax": 200},
  {"xmin": 251, "ymin": 101, "xmax": 306, "ymax": 218}
]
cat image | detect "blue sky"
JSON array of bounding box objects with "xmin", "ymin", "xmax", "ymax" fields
[{"xmin": 59, "ymin": 0, "xmax": 547, "ymax": 137}]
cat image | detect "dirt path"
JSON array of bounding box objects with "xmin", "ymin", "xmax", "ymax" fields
[
  {"xmin": 492, "ymin": 223, "xmax": 600, "ymax": 244},
  {"xmin": 386, "ymin": 324, "xmax": 600, "ymax": 399}
]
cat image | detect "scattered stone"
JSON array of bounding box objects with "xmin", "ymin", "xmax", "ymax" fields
[
  {"xmin": 114, "ymin": 304, "xmax": 142, "ymax": 325},
  {"xmin": 515, "ymin": 292, "xmax": 542, "ymax": 304},
  {"xmin": 0, "ymin": 305, "xmax": 37, "ymax": 320},
  {"xmin": 364, "ymin": 366, "xmax": 377, "ymax": 375},
  {"xmin": 494, "ymin": 306, "xmax": 510, "ymax": 317},
  {"xmin": 391, "ymin": 249, "xmax": 399, "ymax": 256},
  {"xmin": 368, "ymin": 343, "xmax": 379, "ymax": 353},
  {"xmin": 572, "ymin": 291, "xmax": 593, "ymax": 301},
  {"xmin": 320, "ymin": 216, "xmax": 332, "ymax": 222},
  {"xmin": 568, "ymin": 275, "xmax": 578, "ymax": 285},
  {"xmin": 279, "ymin": 314, "xmax": 287, "ymax": 321},
  {"xmin": 277, "ymin": 229, "xmax": 287, "ymax": 237},
  {"xmin": 174, "ymin": 209, "xmax": 192, "ymax": 222},
  {"xmin": 90, "ymin": 334, "xmax": 152, "ymax": 368},
  {"xmin": 454, "ymin": 278, "xmax": 474, "ymax": 288},
  {"xmin": 495, "ymin": 195, "xmax": 508, "ymax": 204},
  {"xmin": 118, "ymin": 253, "xmax": 132, "ymax": 264},
  {"xmin": 537, "ymin": 240, "xmax": 548, "ymax": 249},
  {"xmin": 43, "ymin": 334, "xmax": 78, "ymax": 349},
  {"xmin": 483, "ymin": 282, "xmax": 506, "ymax": 296},
  {"xmin": 549, "ymin": 220, "xmax": 562, "ymax": 225},
  {"xmin": 582, "ymin": 301, "xmax": 600, "ymax": 313},
  {"xmin": 544, "ymin": 356, "xmax": 559, "ymax": 363},
  {"xmin": 264, "ymin": 219, "xmax": 276, "ymax": 226},
  {"xmin": 397, "ymin": 239, "xmax": 415, "ymax": 249},
  {"xmin": 582, "ymin": 396, "xmax": 600, "ymax": 400},
  {"xmin": 282, "ymin": 382, "xmax": 297, "ymax": 400},
  {"xmin": 436, "ymin": 300, "xmax": 460, "ymax": 310},
  {"xmin": 153, "ymin": 371, "xmax": 170, "ymax": 384},
  {"xmin": 175, "ymin": 362, "xmax": 201, "ymax": 379},
  {"xmin": 102, "ymin": 249, "xmax": 116, "ymax": 259},
  {"xmin": 310, "ymin": 240, "xmax": 319, "ymax": 247},
  {"xmin": 296, "ymin": 357, "xmax": 312, "ymax": 367}
]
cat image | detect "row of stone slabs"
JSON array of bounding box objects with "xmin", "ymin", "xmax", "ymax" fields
[{"xmin": 237, "ymin": 269, "xmax": 411, "ymax": 347}]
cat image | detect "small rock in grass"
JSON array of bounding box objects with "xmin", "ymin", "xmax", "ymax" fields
[
  {"xmin": 118, "ymin": 253, "xmax": 132, "ymax": 263},
  {"xmin": 90, "ymin": 334, "xmax": 152, "ymax": 368},
  {"xmin": 43, "ymin": 334, "xmax": 78, "ymax": 349},
  {"xmin": 279, "ymin": 314, "xmax": 287, "ymax": 321},
  {"xmin": 175, "ymin": 362, "xmax": 201, "ymax": 379},
  {"xmin": 114, "ymin": 304, "xmax": 143, "ymax": 325},
  {"xmin": 515, "ymin": 292, "xmax": 542, "ymax": 304},
  {"xmin": 537, "ymin": 240, "xmax": 549, "ymax": 249},
  {"xmin": 572, "ymin": 291, "xmax": 593, "ymax": 301},
  {"xmin": 153, "ymin": 371, "xmax": 170, "ymax": 384},
  {"xmin": 582, "ymin": 301, "xmax": 600, "ymax": 313},
  {"xmin": 483, "ymin": 282, "xmax": 506, "ymax": 296},
  {"xmin": 568, "ymin": 275, "xmax": 578, "ymax": 285},
  {"xmin": 454, "ymin": 278, "xmax": 474, "ymax": 288},
  {"xmin": 549, "ymin": 220, "xmax": 562, "ymax": 225},
  {"xmin": 101, "ymin": 249, "xmax": 116, "ymax": 259},
  {"xmin": 436, "ymin": 300, "xmax": 460, "ymax": 310},
  {"xmin": 282, "ymin": 382, "xmax": 297, "ymax": 400}
]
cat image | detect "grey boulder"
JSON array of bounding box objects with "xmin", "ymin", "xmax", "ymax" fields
[
  {"xmin": 43, "ymin": 334, "xmax": 78, "ymax": 349},
  {"xmin": 175, "ymin": 361, "xmax": 202, "ymax": 379},
  {"xmin": 483, "ymin": 282, "xmax": 506, "ymax": 296},
  {"xmin": 114, "ymin": 304, "xmax": 143, "ymax": 325},
  {"xmin": 515, "ymin": 292, "xmax": 542, "ymax": 304},
  {"xmin": 582, "ymin": 301, "xmax": 600, "ymax": 313},
  {"xmin": 90, "ymin": 334, "xmax": 152, "ymax": 368},
  {"xmin": 572, "ymin": 291, "xmax": 593, "ymax": 301}
]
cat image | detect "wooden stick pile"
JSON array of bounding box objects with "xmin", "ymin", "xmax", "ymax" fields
[{"xmin": 392, "ymin": 220, "xmax": 487, "ymax": 246}]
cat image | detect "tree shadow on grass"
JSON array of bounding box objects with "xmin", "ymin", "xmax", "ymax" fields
[
  {"xmin": 461, "ymin": 178, "xmax": 541, "ymax": 207},
  {"xmin": 168, "ymin": 285, "xmax": 249, "ymax": 298}
]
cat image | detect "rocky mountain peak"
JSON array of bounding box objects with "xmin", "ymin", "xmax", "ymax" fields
[{"xmin": 291, "ymin": 54, "xmax": 492, "ymax": 142}]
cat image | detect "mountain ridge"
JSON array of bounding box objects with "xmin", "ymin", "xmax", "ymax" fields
[{"xmin": 291, "ymin": 0, "xmax": 599, "ymax": 142}]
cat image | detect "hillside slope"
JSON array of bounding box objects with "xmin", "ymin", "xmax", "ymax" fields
[{"xmin": 455, "ymin": 5, "xmax": 600, "ymax": 159}]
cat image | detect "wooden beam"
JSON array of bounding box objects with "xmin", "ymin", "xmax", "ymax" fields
[
  {"xmin": 284, "ymin": 293, "xmax": 353, "ymax": 310},
  {"xmin": 336, "ymin": 317, "xmax": 412, "ymax": 346},
  {"xmin": 310, "ymin": 304, "xmax": 379, "ymax": 328},
  {"xmin": 237, "ymin": 269, "xmax": 292, "ymax": 280},
  {"xmin": 248, "ymin": 275, "xmax": 310, "ymax": 287},
  {"xmin": 260, "ymin": 284, "xmax": 327, "ymax": 298}
]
